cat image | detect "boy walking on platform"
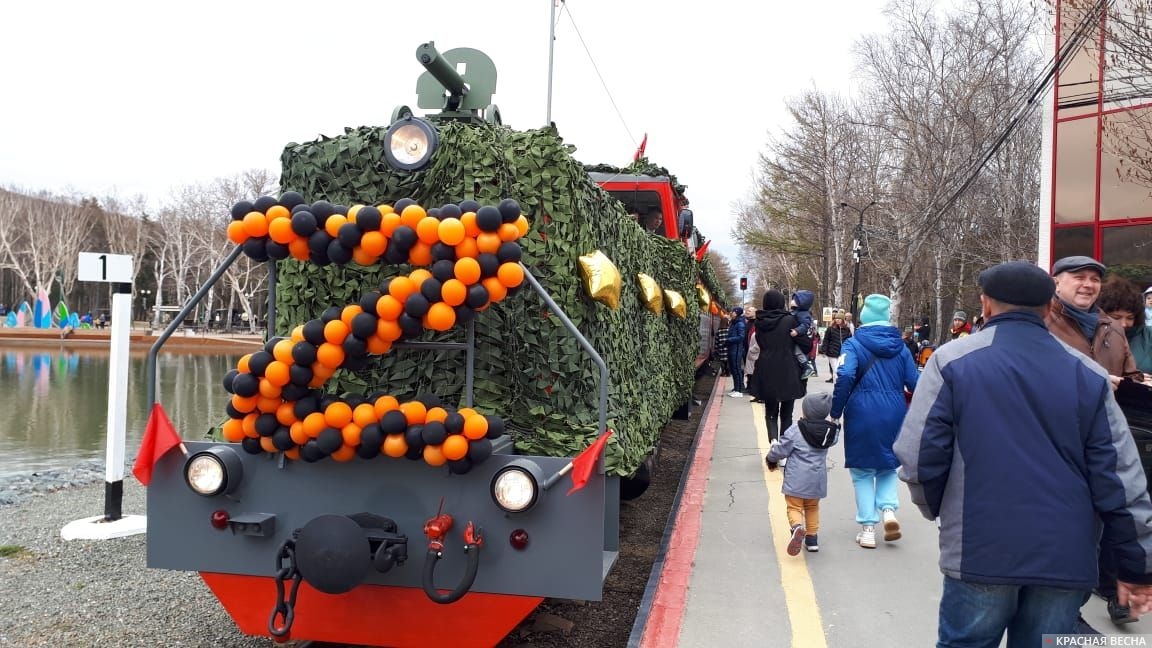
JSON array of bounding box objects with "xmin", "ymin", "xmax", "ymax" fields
[{"xmin": 765, "ymin": 391, "xmax": 839, "ymax": 555}]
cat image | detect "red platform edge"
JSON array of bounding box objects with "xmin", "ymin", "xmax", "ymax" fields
[{"xmin": 638, "ymin": 377, "xmax": 725, "ymax": 648}]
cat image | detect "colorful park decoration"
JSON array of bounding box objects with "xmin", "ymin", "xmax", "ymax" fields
[{"xmin": 218, "ymin": 195, "xmax": 526, "ymax": 473}]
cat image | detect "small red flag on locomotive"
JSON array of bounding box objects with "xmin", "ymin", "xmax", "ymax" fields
[
  {"xmin": 568, "ymin": 429, "xmax": 614, "ymax": 495},
  {"xmin": 133, "ymin": 403, "xmax": 186, "ymax": 486}
]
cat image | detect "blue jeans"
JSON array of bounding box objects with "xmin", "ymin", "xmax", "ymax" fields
[
  {"xmin": 848, "ymin": 468, "xmax": 899, "ymax": 525},
  {"xmin": 728, "ymin": 349, "xmax": 744, "ymax": 392},
  {"xmin": 937, "ymin": 576, "xmax": 1084, "ymax": 647}
]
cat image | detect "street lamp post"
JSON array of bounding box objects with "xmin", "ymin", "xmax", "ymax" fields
[
  {"xmin": 840, "ymin": 200, "xmax": 876, "ymax": 317},
  {"xmin": 138, "ymin": 289, "xmax": 152, "ymax": 326}
]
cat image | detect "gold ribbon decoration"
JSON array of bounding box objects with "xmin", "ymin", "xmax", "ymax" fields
[
  {"xmin": 578, "ymin": 250, "xmax": 622, "ymax": 309},
  {"xmin": 664, "ymin": 289, "xmax": 687, "ymax": 318},
  {"xmin": 637, "ymin": 273, "xmax": 664, "ymax": 314}
]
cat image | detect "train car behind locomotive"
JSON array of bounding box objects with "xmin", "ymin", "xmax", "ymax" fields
[{"xmin": 143, "ymin": 41, "xmax": 727, "ymax": 647}]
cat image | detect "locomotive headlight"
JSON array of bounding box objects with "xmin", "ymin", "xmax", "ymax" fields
[
  {"xmin": 383, "ymin": 116, "xmax": 439, "ymax": 171},
  {"xmin": 184, "ymin": 446, "xmax": 244, "ymax": 497},
  {"xmin": 491, "ymin": 460, "xmax": 544, "ymax": 514}
]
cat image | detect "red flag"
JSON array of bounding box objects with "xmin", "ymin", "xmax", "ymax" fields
[
  {"xmin": 567, "ymin": 429, "xmax": 614, "ymax": 495},
  {"xmin": 132, "ymin": 403, "xmax": 185, "ymax": 486},
  {"xmin": 694, "ymin": 239, "xmax": 711, "ymax": 262},
  {"xmin": 632, "ymin": 133, "xmax": 648, "ymax": 162}
]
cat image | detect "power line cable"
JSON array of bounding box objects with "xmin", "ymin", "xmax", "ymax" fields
[{"xmin": 560, "ymin": 1, "xmax": 637, "ymax": 146}]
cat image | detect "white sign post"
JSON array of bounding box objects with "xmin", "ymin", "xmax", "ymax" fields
[{"xmin": 62, "ymin": 253, "xmax": 146, "ymax": 540}]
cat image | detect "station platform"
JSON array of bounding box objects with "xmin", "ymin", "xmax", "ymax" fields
[{"xmin": 631, "ymin": 375, "xmax": 1144, "ymax": 646}]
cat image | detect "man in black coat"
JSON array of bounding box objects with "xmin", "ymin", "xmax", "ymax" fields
[{"xmin": 821, "ymin": 310, "xmax": 853, "ymax": 383}]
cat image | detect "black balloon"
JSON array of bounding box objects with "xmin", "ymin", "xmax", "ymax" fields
[
  {"xmin": 498, "ymin": 198, "xmax": 521, "ymax": 223},
  {"xmin": 380, "ymin": 410, "xmax": 408, "ymax": 436},
  {"xmin": 405, "ymin": 294, "xmax": 430, "ymax": 318},
  {"xmin": 466, "ymin": 285, "xmax": 489, "ymax": 309},
  {"xmin": 248, "ymin": 351, "xmax": 273, "ymax": 377},
  {"xmin": 281, "ymin": 384, "xmax": 311, "ymax": 401},
  {"xmin": 459, "ymin": 199, "xmax": 481, "ymax": 214},
  {"xmin": 398, "ymin": 313, "xmax": 423, "ymax": 337},
  {"xmin": 292, "ymin": 340, "xmax": 319, "ymax": 365},
  {"xmin": 337, "ymin": 221, "xmax": 363, "ymax": 248},
  {"xmin": 291, "ymin": 211, "xmax": 318, "ymax": 237},
  {"xmin": 383, "ymin": 246, "xmax": 408, "ymax": 265},
  {"xmin": 431, "ymin": 259, "xmax": 456, "ymax": 283},
  {"xmin": 231, "ymin": 372, "xmax": 259, "ymax": 397},
  {"xmin": 272, "ymin": 427, "xmax": 296, "ymax": 451},
  {"xmin": 302, "ymin": 320, "xmax": 326, "ymax": 346},
  {"xmin": 444, "ymin": 412, "xmax": 465, "ymax": 435},
  {"xmin": 477, "ymin": 254, "xmax": 500, "ymax": 278},
  {"xmin": 310, "ymin": 200, "xmax": 335, "ymax": 220},
  {"xmin": 300, "ymin": 440, "xmax": 324, "ymax": 462},
  {"xmin": 497, "ymin": 241, "xmax": 523, "ymax": 263},
  {"xmin": 421, "ymin": 421, "xmax": 448, "ymax": 446},
  {"xmin": 230, "ymin": 200, "xmax": 254, "ymax": 221},
  {"xmin": 351, "ymin": 312, "xmax": 378, "ymax": 339},
  {"xmin": 404, "ymin": 425, "xmax": 426, "ymax": 451},
  {"xmin": 308, "ymin": 230, "xmax": 334, "ymax": 255},
  {"xmin": 309, "ymin": 250, "xmax": 332, "ymax": 266},
  {"xmin": 241, "ymin": 437, "xmax": 264, "ymax": 455},
  {"xmin": 485, "ymin": 415, "xmax": 506, "ymax": 439},
  {"xmin": 342, "ymin": 335, "xmax": 368, "ymax": 358},
  {"xmin": 316, "ymin": 428, "xmax": 343, "ymax": 454},
  {"xmin": 291, "ymin": 203, "xmax": 312, "ymax": 214},
  {"xmin": 289, "ymin": 364, "xmax": 313, "ymax": 386},
  {"xmin": 356, "ymin": 206, "xmax": 382, "ymax": 231},
  {"xmin": 454, "ymin": 305, "xmax": 476, "ymax": 325},
  {"xmin": 391, "ymin": 225, "xmax": 417, "ymax": 251},
  {"xmin": 279, "ymin": 191, "xmax": 307, "ymax": 209},
  {"xmin": 321, "ymin": 307, "xmax": 342, "ymax": 323},
  {"xmin": 222, "ymin": 369, "xmax": 239, "ymax": 394},
  {"xmin": 327, "ymin": 240, "xmax": 353, "ymax": 265},
  {"xmin": 360, "ymin": 423, "xmax": 383, "ymax": 449},
  {"xmin": 253, "ymin": 196, "xmax": 279, "ymax": 213},
  {"xmin": 225, "ymin": 402, "xmax": 244, "ymax": 420},
  {"xmin": 467, "ymin": 438, "xmax": 493, "ymax": 464},
  {"xmin": 264, "ymin": 336, "xmax": 287, "ymax": 354},
  {"xmin": 359, "ymin": 291, "xmax": 381, "ymax": 313},
  {"xmin": 415, "ymin": 392, "xmax": 443, "ymax": 408},
  {"xmin": 420, "ymin": 278, "xmax": 443, "ymax": 304},
  {"xmin": 357, "ymin": 442, "xmax": 381, "ymax": 460},
  {"xmin": 394, "ymin": 197, "xmax": 417, "ymax": 213},
  {"xmin": 242, "ymin": 238, "xmax": 269, "ymax": 261},
  {"xmin": 255, "ymin": 413, "xmax": 280, "ymax": 437},
  {"xmin": 475, "ymin": 205, "xmax": 502, "ymax": 232},
  {"xmin": 430, "ymin": 242, "xmax": 456, "ymax": 262},
  {"xmin": 439, "ymin": 203, "xmax": 463, "ymax": 220},
  {"xmin": 265, "ymin": 240, "xmax": 290, "ymax": 260},
  {"xmin": 447, "ymin": 457, "xmax": 473, "ymax": 475}
]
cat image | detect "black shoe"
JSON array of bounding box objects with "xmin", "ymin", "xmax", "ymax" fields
[{"xmin": 1108, "ymin": 597, "xmax": 1138, "ymax": 624}]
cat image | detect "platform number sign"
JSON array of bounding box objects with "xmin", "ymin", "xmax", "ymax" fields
[{"xmin": 79, "ymin": 252, "xmax": 133, "ymax": 283}]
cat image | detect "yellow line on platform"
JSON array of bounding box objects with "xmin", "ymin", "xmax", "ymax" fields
[{"xmin": 752, "ymin": 403, "xmax": 828, "ymax": 648}]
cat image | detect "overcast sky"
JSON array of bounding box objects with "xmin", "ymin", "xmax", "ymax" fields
[{"xmin": 0, "ymin": 0, "xmax": 892, "ymax": 269}]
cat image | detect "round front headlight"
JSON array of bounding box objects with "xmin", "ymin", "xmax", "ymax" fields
[
  {"xmin": 383, "ymin": 116, "xmax": 439, "ymax": 171},
  {"xmin": 492, "ymin": 467, "xmax": 539, "ymax": 513},
  {"xmin": 183, "ymin": 446, "xmax": 243, "ymax": 497}
]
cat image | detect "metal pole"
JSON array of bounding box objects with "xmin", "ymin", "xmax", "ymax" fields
[
  {"xmin": 267, "ymin": 260, "xmax": 277, "ymax": 340},
  {"xmin": 844, "ymin": 201, "xmax": 875, "ymax": 315},
  {"xmin": 546, "ymin": 0, "xmax": 557, "ymax": 125}
]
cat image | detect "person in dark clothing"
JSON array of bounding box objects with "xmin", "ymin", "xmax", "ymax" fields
[
  {"xmin": 726, "ymin": 307, "xmax": 747, "ymax": 397},
  {"xmin": 821, "ymin": 311, "xmax": 853, "ymax": 383},
  {"xmin": 750, "ymin": 290, "xmax": 809, "ymax": 445},
  {"xmin": 715, "ymin": 317, "xmax": 730, "ymax": 376}
]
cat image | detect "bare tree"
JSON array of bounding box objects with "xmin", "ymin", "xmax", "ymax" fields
[{"xmin": 0, "ymin": 188, "xmax": 96, "ymax": 306}]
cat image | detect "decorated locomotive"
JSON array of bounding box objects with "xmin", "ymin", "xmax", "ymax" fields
[{"xmin": 143, "ymin": 42, "xmax": 726, "ymax": 647}]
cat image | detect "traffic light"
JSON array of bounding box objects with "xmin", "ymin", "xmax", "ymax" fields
[{"xmin": 739, "ymin": 277, "xmax": 748, "ymax": 291}]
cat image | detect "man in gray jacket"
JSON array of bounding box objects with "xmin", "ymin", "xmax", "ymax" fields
[{"xmin": 895, "ymin": 261, "xmax": 1152, "ymax": 645}]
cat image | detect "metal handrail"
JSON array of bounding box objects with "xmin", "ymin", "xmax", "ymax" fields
[
  {"xmin": 520, "ymin": 266, "xmax": 609, "ymax": 436},
  {"xmin": 146, "ymin": 246, "xmax": 245, "ymax": 408}
]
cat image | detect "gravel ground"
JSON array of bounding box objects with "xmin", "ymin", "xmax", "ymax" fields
[{"xmin": 0, "ymin": 473, "xmax": 269, "ymax": 648}]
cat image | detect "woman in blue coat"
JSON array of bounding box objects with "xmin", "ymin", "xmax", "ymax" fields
[{"xmin": 829, "ymin": 294, "xmax": 919, "ymax": 549}]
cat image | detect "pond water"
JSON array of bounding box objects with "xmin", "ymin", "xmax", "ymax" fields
[{"xmin": 0, "ymin": 348, "xmax": 241, "ymax": 479}]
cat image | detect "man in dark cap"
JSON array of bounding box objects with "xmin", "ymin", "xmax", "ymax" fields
[
  {"xmin": 1047, "ymin": 255, "xmax": 1142, "ymax": 389},
  {"xmin": 725, "ymin": 307, "xmax": 747, "ymax": 397},
  {"xmin": 895, "ymin": 260, "xmax": 1152, "ymax": 645}
]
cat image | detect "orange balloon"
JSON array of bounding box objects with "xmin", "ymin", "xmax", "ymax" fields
[
  {"xmin": 400, "ymin": 204, "xmax": 427, "ymax": 228},
  {"xmin": 389, "ymin": 276, "xmax": 418, "ymax": 302},
  {"xmin": 374, "ymin": 395, "xmax": 400, "ymax": 419},
  {"xmin": 381, "ymin": 211, "xmax": 402, "ymax": 237},
  {"xmin": 242, "ymin": 211, "xmax": 269, "ymax": 238},
  {"xmin": 227, "ymin": 221, "xmax": 249, "ymax": 244},
  {"xmin": 455, "ymin": 237, "xmax": 480, "ymax": 259},
  {"xmin": 324, "ymin": 319, "xmax": 350, "ymax": 345},
  {"xmin": 460, "ymin": 211, "xmax": 480, "ymax": 238},
  {"xmin": 257, "ymin": 396, "xmax": 281, "ymax": 414},
  {"xmin": 366, "ymin": 336, "xmax": 392, "ymax": 355},
  {"xmin": 352, "ymin": 248, "xmax": 378, "ymax": 266},
  {"xmin": 264, "ymin": 361, "xmax": 291, "ymax": 387},
  {"xmin": 498, "ymin": 223, "xmax": 520, "ymax": 243},
  {"xmin": 360, "ymin": 231, "xmax": 387, "ymax": 256},
  {"xmin": 416, "ymin": 216, "xmax": 442, "ymax": 245},
  {"xmin": 454, "ymin": 258, "xmax": 482, "ymax": 285},
  {"xmin": 268, "ymin": 217, "xmax": 296, "ymax": 244},
  {"xmin": 341, "ymin": 422, "xmax": 363, "ymax": 447},
  {"xmin": 383, "ymin": 433, "xmax": 408, "ymax": 458},
  {"xmin": 273, "ymin": 339, "xmax": 295, "ymax": 364},
  {"xmin": 316, "ymin": 342, "xmax": 346, "ymax": 369},
  {"xmin": 442, "ymin": 434, "xmax": 469, "ymax": 461},
  {"xmin": 276, "ymin": 402, "xmax": 298, "ymax": 426},
  {"xmin": 302, "ymin": 412, "xmax": 327, "ymax": 438},
  {"xmin": 409, "ymin": 268, "xmax": 433, "ymax": 286},
  {"xmin": 347, "ymin": 204, "xmax": 363, "ymax": 221},
  {"xmin": 423, "ymin": 444, "xmax": 447, "ymax": 467},
  {"xmin": 376, "ymin": 318, "xmax": 402, "ymax": 342},
  {"xmin": 283, "ymin": 447, "xmax": 302, "ymax": 461},
  {"xmin": 331, "ymin": 444, "xmax": 357, "ymax": 462},
  {"xmin": 288, "ymin": 238, "xmax": 311, "ymax": 261},
  {"xmin": 290, "ymin": 325, "xmax": 305, "ymax": 343},
  {"xmin": 341, "ymin": 305, "xmax": 363, "ymax": 329},
  {"xmin": 425, "ymin": 407, "xmax": 449, "ymax": 424},
  {"xmin": 353, "ymin": 403, "xmax": 378, "ymax": 428},
  {"xmin": 258, "ymin": 378, "xmax": 282, "ymax": 399},
  {"xmin": 409, "ymin": 241, "xmax": 433, "ymax": 266},
  {"xmin": 242, "ymin": 413, "xmax": 260, "ymax": 438},
  {"xmin": 497, "ymin": 262, "xmax": 525, "ymax": 288},
  {"xmin": 514, "ymin": 215, "xmax": 530, "ymax": 237},
  {"xmin": 324, "ymin": 214, "xmax": 348, "ymax": 238},
  {"xmin": 441, "ymin": 279, "xmax": 467, "ymax": 307},
  {"xmin": 325, "ymin": 401, "xmax": 354, "ymax": 429},
  {"xmin": 376, "ymin": 294, "xmax": 403, "ymax": 320},
  {"xmin": 426, "ymin": 302, "xmax": 456, "ymax": 331},
  {"xmin": 311, "ymin": 361, "xmax": 336, "ymax": 380},
  {"xmin": 222, "ymin": 418, "xmax": 245, "ymax": 443},
  {"xmin": 457, "ymin": 407, "xmax": 478, "ymax": 420},
  {"xmin": 260, "ymin": 436, "xmax": 279, "ymax": 454},
  {"xmin": 476, "ymin": 232, "xmax": 502, "ymax": 255},
  {"xmin": 401, "ymin": 401, "xmax": 428, "ymax": 426},
  {"xmin": 463, "ymin": 414, "xmax": 489, "ymax": 440},
  {"xmin": 483, "ymin": 277, "xmax": 508, "ymax": 303},
  {"xmin": 231, "ymin": 394, "xmax": 258, "ymax": 414},
  {"xmin": 289, "ymin": 421, "xmax": 309, "ymax": 446},
  {"xmin": 237, "ymin": 354, "xmax": 252, "ymax": 373},
  {"xmin": 266, "ymin": 205, "xmax": 291, "ymax": 221},
  {"xmin": 438, "ymin": 218, "xmax": 466, "ymax": 246}
]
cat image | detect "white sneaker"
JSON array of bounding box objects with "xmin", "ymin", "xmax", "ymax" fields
[
  {"xmin": 728, "ymin": 391, "xmax": 743, "ymax": 398},
  {"xmin": 882, "ymin": 508, "xmax": 901, "ymax": 541},
  {"xmin": 856, "ymin": 525, "xmax": 876, "ymax": 549}
]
